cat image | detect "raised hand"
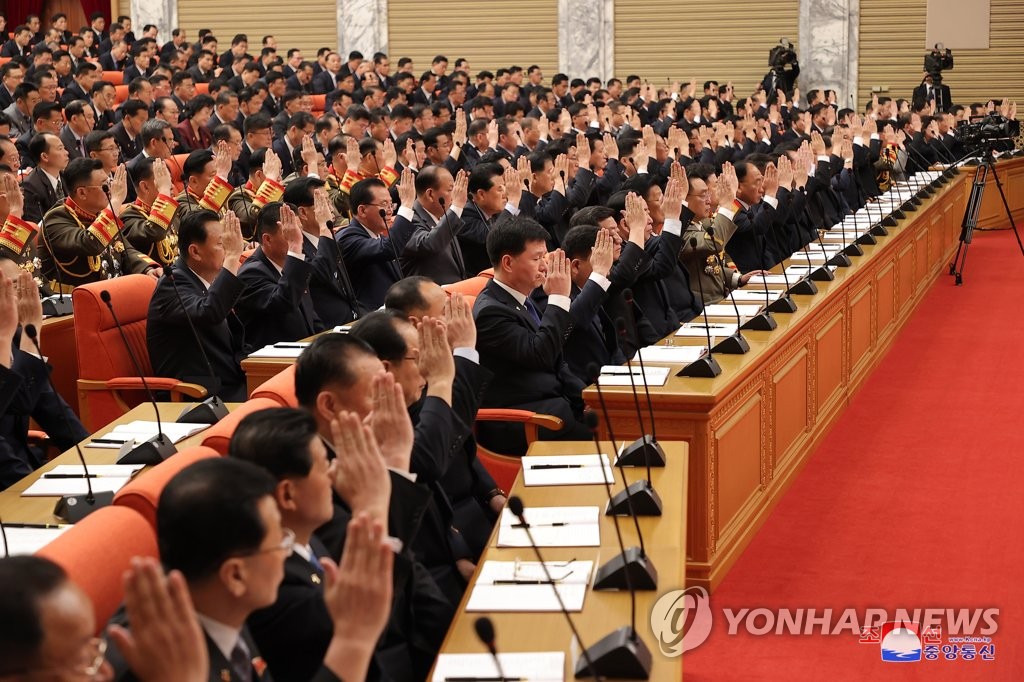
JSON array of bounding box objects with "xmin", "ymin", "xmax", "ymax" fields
[
  {"xmin": 313, "ymin": 188, "xmax": 335, "ymax": 231},
  {"xmin": 486, "ymin": 119, "xmax": 499, "ymax": 149},
  {"xmin": 213, "ymin": 142, "xmax": 232, "ymax": 180},
  {"xmin": 537, "ymin": 114, "xmax": 549, "ymax": 140},
  {"xmin": 762, "ymin": 162, "xmax": 780, "ymax": 198},
  {"xmin": 345, "ymin": 136, "xmax": 361, "ymax": 171},
  {"xmin": 107, "ymin": 558, "xmax": 209, "ymax": 682},
  {"xmin": 810, "ymin": 130, "xmax": 826, "ymax": 156},
  {"xmin": 2, "ymin": 173, "xmax": 23, "ymax": 218},
  {"xmin": 381, "ymin": 139, "xmax": 397, "ymax": 168},
  {"xmin": 516, "ymin": 155, "xmax": 532, "ymax": 190},
  {"xmin": 776, "ymin": 154, "xmax": 794, "ymax": 189},
  {"xmin": 331, "ymin": 410, "xmax": 391, "ymax": 524},
  {"xmin": 575, "ymin": 131, "xmax": 590, "ymax": 170},
  {"xmin": 109, "ymin": 164, "xmax": 128, "ymax": 211},
  {"xmin": 301, "ymin": 135, "xmax": 319, "ymax": 176},
  {"xmin": 444, "ymin": 292, "xmax": 476, "ymax": 349},
  {"xmin": 220, "ymin": 211, "xmax": 245, "ymax": 270},
  {"xmin": 718, "ymin": 162, "xmax": 738, "ymax": 206},
  {"xmin": 590, "ymin": 228, "xmax": 613, "ymax": 278},
  {"xmin": 451, "ymin": 169, "xmax": 468, "ymax": 209},
  {"xmin": 153, "ymin": 158, "xmax": 172, "ymax": 196},
  {"xmin": 263, "ymin": 148, "xmax": 282, "ymax": 182},
  {"xmin": 503, "ymin": 164, "xmax": 522, "ymax": 207},
  {"xmin": 397, "ymin": 165, "xmax": 415, "ymax": 209},
  {"xmin": 660, "ymin": 177, "xmax": 683, "ymax": 222},
  {"xmin": 543, "ymin": 248, "xmax": 571, "ymax": 297},
  {"xmin": 552, "ymin": 154, "xmax": 569, "ymax": 192},
  {"xmin": 279, "ymin": 203, "xmax": 304, "ymax": 253},
  {"xmin": 15, "ymin": 270, "xmax": 41, "ymax": 333},
  {"xmin": 602, "ymin": 132, "xmax": 618, "ymax": 160},
  {"xmin": 453, "ymin": 109, "xmax": 467, "ymax": 147},
  {"xmin": 418, "ymin": 314, "xmax": 455, "ymax": 391},
  {"xmin": 367, "ymin": 371, "xmax": 415, "ymax": 472}
]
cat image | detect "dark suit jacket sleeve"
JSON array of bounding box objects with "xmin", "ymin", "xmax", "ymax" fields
[
  {"xmin": 151, "ymin": 268, "xmax": 243, "ymax": 326},
  {"xmin": 567, "ymin": 168, "xmax": 597, "ymax": 208},
  {"xmin": 404, "ymin": 210, "xmax": 463, "ymax": 256},
  {"xmin": 236, "ymin": 255, "xmax": 314, "ymax": 316},
  {"xmin": 22, "ymin": 177, "xmax": 49, "ymax": 225},
  {"xmin": 474, "ymin": 290, "xmax": 574, "ymax": 371},
  {"xmin": 0, "ymin": 364, "xmax": 23, "ymax": 415},
  {"xmin": 410, "ymin": 396, "xmax": 458, "ymax": 483},
  {"xmin": 608, "ymin": 240, "xmax": 646, "ymax": 294},
  {"xmin": 338, "ymin": 215, "xmax": 415, "ymax": 266}
]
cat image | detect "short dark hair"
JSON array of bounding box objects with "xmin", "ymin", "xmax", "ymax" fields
[
  {"xmin": 282, "ymin": 176, "xmax": 326, "ymax": 208},
  {"xmin": 229, "ymin": 407, "xmax": 320, "ymax": 479},
  {"xmin": 244, "ymin": 112, "xmax": 272, "ymax": 135},
  {"xmin": 349, "ymin": 177, "xmax": 386, "ymax": 213},
  {"xmin": 27, "ymin": 133, "xmax": 53, "ymax": 165},
  {"xmin": 0, "ymin": 556, "xmax": 68, "ymax": 674},
  {"xmin": 158, "ymin": 458, "xmax": 277, "ymax": 582},
  {"xmin": 486, "ymin": 216, "xmax": 549, "ymax": 266},
  {"xmin": 569, "ymin": 205, "xmax": 616, "ymax": 228},
  {"xmin": 294, "ymin": 333, "xmax": 378, "ymax": 408},
  {"xmin": 561, "ymin": 224, "xmax": 600, "ymax": 260},
  {"xmin": 384, "ymin": 276, "xmax": 435, "ymax": 316},
  {"xmin": 182, "ymin": 150, "xmax": 213, "ymax": 185},
  {"xmin": 83, "ymin": 130, "xmax": 112, "ymax": 154},
  {"xmin": 178, "ymin": 209, "xmax": 221, "ymax": 255},
  {"xmin": 468, "ymin": 162, "xmax": 503, "ymax": 196},
  {"xmin": 255, "ymin": 201, "xmax": 285, "ymax": 240},
  {"xmin": 348, "ymin": 310, "xmax": 410, "ymax": 363}
]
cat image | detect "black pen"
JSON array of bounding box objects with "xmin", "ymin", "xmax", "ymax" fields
[
  {"xmin": 3, "ymin": 522, "xmax": 68, "ymax": 529},
  {"xmin": 42, "ymin": 474, "xmax": 98, "ymax": 479},
  {"xmin": 89, "ymin": 437, "xmax": 128, "ymax": 444},
  {"xmin": 528, "ymin": 464, "xmax": 583, "ymax": 470},
  {"xmin": 510, "ymin": 521, "xmax": 568, "ymax": 528},
  {"xmin": 491, "ymin": 579, "xmax": 555, "ymax": 585},
  {"xmin": 444, "ymin": 677, "xmax": 523, "ymax": 682}
]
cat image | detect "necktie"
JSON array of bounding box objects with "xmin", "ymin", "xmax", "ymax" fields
[
  {"xmin": 309, "ymin": 552, "xmax": 324, "ymax": 572},
  {"xmin": 230, "ymin": 642, "xmax": 252, "ymax": 682},
  {"xmin": 524, "ymin": 297, "xmax": 542, "ymax": 325}
]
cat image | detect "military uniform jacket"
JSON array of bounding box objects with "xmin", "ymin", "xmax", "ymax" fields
[
  {"xmin": 39, "ymin": 200, "xmax": 158, "ymax": 290},
  {"xmin": 119, "ymin": 194, "xmax": 180, "ymax": 268},
  {"xmin": 167, "ymin": 174, "xmax": 235, "ymax": 246},
  {"xmin": 680, "ymin": 210, "xmax": 742, "ymax": 305},
  {"xmin": 226, "ymin": 177, "xmax": 286, "ymax": 242}
]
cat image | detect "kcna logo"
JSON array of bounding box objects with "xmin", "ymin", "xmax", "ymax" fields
[{"xmin": 650, "ymin": 586, "xmax": 714, "ymax": 657}]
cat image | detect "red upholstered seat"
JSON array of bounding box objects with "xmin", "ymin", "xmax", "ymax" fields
[
  {"xmin": 113, "ymin": 446, "xmax": 221, "ymax": 527},
  {"xmin": 37, "ymin": 506, "xmax": 158, "ymax": 632},
  {"xmin": 250, "ymin": 365, "xmax": 297, "ymax": 405},
  {"xmin": 200, "ymin": 398, "xmax": 282, "ymax": 454},
  {"xmin": 72, "ymin": 275, "xmax": 206, "ymax": 432},
  {"xmin": 474, "ymin": 409, "xmax": 565, "ymax": 491}
]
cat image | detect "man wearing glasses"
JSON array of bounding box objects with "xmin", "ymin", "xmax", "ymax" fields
[{"xmin": 337, "ymin": 173, "xmax": 417, "ymax": 311}]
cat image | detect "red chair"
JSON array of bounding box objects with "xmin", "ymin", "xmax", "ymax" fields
[
  {"xmin": 250, "ymin": 365, "xmax": 297, "ymax": 405},
  {"xmin": 101, "ymin": 70, "xmax": 123, "ymax": 85},
  {"xmin": 475, "ymin": 409, "xmax": 564, "ymax": 491},
  {"xmin": 195, "ymin": 82, "xmax": 209, "ymax": 95},
  {"xmin": 200, "ymin": 398, "xmax": 281, "ymax": 454},
  {"xmin": 310, "ymin": 94, "xmax": 326, "ymax": 111},
  {"xmin": 442, "ymin": 276, "xmax": 489, "ymax": 298},
  {"xmin": 113, "ymin": 446, "xmax": 221, "ymax": 527},
  {"xmin": 72, "ymin": 275, "xmax": 207, "ymax": 432},
  {"xmin": 167, "ymin": 153, "xmax": 190, "ymax": 194},
  {"xmin": 113, "ymin": 84, "xmax": 129, "ymax": 104},
  {"xmin": 239, "ymin": 248, "xmax": 256, "ymax": 265},
  {"xmin": 37, "ymin": 506, "xmax": 158, "ymax": 632},
  {"xmin": 477, "ymin": 267, "xmax": 494, "ymax": 279}
]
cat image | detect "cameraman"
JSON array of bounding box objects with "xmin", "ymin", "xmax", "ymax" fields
[
  {"xmin": 912, "ymin": 73, "xmax": 953, "ymax": 113},
  {"xmin": 762, "ymin": 39, "xmax": 799, "ymax": 105}
]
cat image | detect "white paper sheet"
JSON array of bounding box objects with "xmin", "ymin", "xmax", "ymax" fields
[
  {"xmin": 246, "ymin": 343, "xmax": 310, "ymax": 358},
  {"xmin": 85, "ymin": 421, "xmax": 210, "ymax": 449},
  {"xmin": 785, "ymin": 265, "xmax": 836, "ymax": 278},
  {"xmin": 676, "ymin": 322, "xmax": 738, "ymax": 337},
  {"xmin": 0, "ymin": 526, "xmax": 72, "ymax": 555},
  {"xmin": 465, "ymin": 560, "xmax": 593, "ymax": 612},
  {"xmin": 703, "ymin": 304, "xmax": 762, "ymax": 318},
  {"xmin": 725, "ymin": 288, "xmax": 778, "ymax": 303},
  {"xmin": 22, "ymin": 477, "xmax": 133, "ymax": 497},
  {"xmin": 746, "ymin": 274, "xmax": 791, "ymax": 286},
  {"xmin": 596, "ymin": 368, "xmax": 669, "ymax": 387},
  {"xmin": 45, "ymin": 464, "xmax": 144, "ymax": 477},
  {"xmin": 521, "ymin": 455, "xmax": 615, "ymax": 486},
  {"xmin": 431, "ymin": 652, "xmax": 565, "ymax": 682},
  {"xmin": 632, "ymin": 345, "xmax": 707, "ymax": 365},
  {"xmin": 497, "ymin": 506, "xmax": 601, "ymax": 547}
]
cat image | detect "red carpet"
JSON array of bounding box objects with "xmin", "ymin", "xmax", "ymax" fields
[{"xmin": 683, "ymin": 229, "xmax": 1024, "ymax": 681}]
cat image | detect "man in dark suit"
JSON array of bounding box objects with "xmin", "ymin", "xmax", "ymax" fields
[
  {"xmin": 313, "ymin": 52, "xmax": 343, "ymax": 95},
  {"xmin": 59, "ymin": 63, "xmax": 96, "ymax": 108},
  {"xmin": 337, "ymin": 174, "xmax": 417, "ymax": 310},
  {"xmin": 281, "ymin": 176, "xmax": 362, "ymax": 326},
  {"xmin": 1, "ymin": 26, "xmax": 32, "ymax": 59},
  {"xmin": 912, "ymin": 75, "xmax": 953, "ymax": 113},
  {"xmin": 21, "ymin": 133, "xmax": 67, "ymax": 224},
  {"xmin": 459, "ymin": 162, "xmax": 525, "ymax": 276},
  {"xmin": 294, "ymin": 334, "xmax": 456, "ymax": 681},
  {"xmin": 59, "ymin": 100, "xmax": 94, "ymax": 162},
  {"xmin": 110, "ymin": 99, "xmax": 148, "ymax": 161},
  {"xmin": 285, "ymin": 62, "xmax": 316, "ymax": 94},
  {"xmin": 147, "ymin": 209, "xmax": 249, "ymax": 402},
  {"xmin": 0, "ymin": 262, "xmax": 87, "ymax": 488},
  {"xmin": 104, "ymin": 455, "xmax": 394, "ymax": 682},
  {"xmin": 98, "ymin": 39, "xmax": 128, "ymax": 71},
  {"xmin": 236, "ymin": 202, "xmax": 324, "ymax": 349},
  {"xmin": 473, "ymin": 217, "xmax": 607, "ymax": 454},
  {"xmin": 271, "ymin": 110, "xmax": 314, "ymax": 178},
  {"xmin": 402, "ymin": 166, "xmax": 469, "ymax": 284},
  {"xmin": 122, "ymin": 43, "xmax": 152, "ymax": 84}
]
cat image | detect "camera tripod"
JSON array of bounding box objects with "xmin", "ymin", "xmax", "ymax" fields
[{"xmin": 948, "ymin": 148, "xmax": 1024, "ymax": 285}]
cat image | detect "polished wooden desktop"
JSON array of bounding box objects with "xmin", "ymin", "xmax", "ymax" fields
[
  {"xmin": 0, "ymin": 403, "xmax": 230, "ymax": 525},
  {"xmin": 584, "ymin": 159, "xmax": 1024, "ymax": 592},
  {"xmin": 434, "ymin": 440, "xmax": 688, "ymax": 681}
]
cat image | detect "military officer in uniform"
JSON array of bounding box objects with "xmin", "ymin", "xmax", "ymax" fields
[
  {"xmin": 119, "ymin": 157, "xmax": 180, "ymax": 268},
  {"xmin": 38, "ymin": 159, "xmax": 161, "ymax": 290},
  {"xmin": 167, "ymin": 145, "xmax": 235, "ymax": 243},
  {"xmin": 226, "ymin": 147, "xmax": 286, "ymax": 242}
]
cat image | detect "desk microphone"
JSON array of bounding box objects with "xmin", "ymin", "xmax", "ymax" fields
[
  {"xmin": 790, "ymin": 241, "xmax": 822, "ymax": 292},
  {"xmin": 905, "ymin": 143, "xmax": 944, "ymax": 190},
  {"xmin": 584, "ymin": 407, "xmax": 659, "ymax": 594},
  {"xmin": 473, "ymin": 617, "xmax": 510, "ymax": 682},
  {"xmin": 678, "ymin": 239, "xmax": 723, "ymax": 377},
  {"xmin": 379, "ymin": 208, "xmax": 405, "ymax": 279},
  {"xmin": 508, "ymin": 496, "xmax": 652, "ymax": 679},
  {"xmin": 703, "ymin": 231, "xmax": 753, "ymax": 350},
  {"xmin": 814, "ymin": 225, "xmax": 851, "ymax": 268},
  {"xmin": 846, "ymin": 159, "xmax": 883, "ymax": 242},
  {"xmin": 762, "ymin": 229, "xmax": 798, "ymax": 314},
  {"xmin": 99, "ymin": 290, "xmax": 178, "ymax": 465},
  {"xmin": 613, "ymin": 295, "xmax": 665, "ymax": 468},
  {"xmin": 166, "ymin": 271, "xmax": 228, "ymax": 424},
  {"xmin": 24, "ymin": 324, "xmax": 114, "ymax": 522}
]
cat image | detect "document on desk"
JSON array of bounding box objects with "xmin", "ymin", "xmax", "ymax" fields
[
  {"xmin": 632, "ymin": 344, "xmax": 706, "ymax": 365},
  {"xmin": 466, "ymin": 560, "xmax": 593, "ymax": 612},
  {"xmin": 785, "ymin": 264, "xmax": 836, "ymax": 278},
  {"xmin": 0, "ymin": 525, "xmax": 72, "ymax": 555},
  {"xmin": 597, "ymin": 365, "xmax": 669, "ymax": 386},
  {"xmin": 676, "ymin": 322, "xmax": 739, "ymax": 337},
  {"xmin": 729, "ymin": 288, "xmax": 779, "ymax": 303},
  {"xmin": 746, "ymin": 273, "xmax": 791, "ymax": 286},
  {"xmin": 522, "ymin": 455, "xmax": 614, "ymax": 486},
  {"xmin": 247, "ymin": 342, "xmax": 311, "ymax": 358},
  {"xmin": 497, "ymin": 506, "xmax": 601, "ymax": 547},
  {"xmin": 332, "ymin": 325, "xmax": 352, "ymax": 333},
  {"xmin": 85, "ymin": 421, "xmax": 210, "ymax": 449},
  {"xmin": 24, "ymin": 464, "xmax": 143, "ymax": 495},
  {"xmin": 431, "ymin": 651, "xmax": 565, "ymax": 681},
  {"xmin": 704, "ymin": 304, "xmax": 762, "ymax": 318}
]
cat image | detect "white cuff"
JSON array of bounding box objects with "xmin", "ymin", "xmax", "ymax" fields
[
  {"xmin": 662, "ymin": 218, "xmax": 683, "ymax": 236},
  {"xmin": 717, "ymin": 205, "xmax": 736, "ymax": 221},
  {"xmin": 547, "ymin": 294, "xmax": 570, "ymax": 311},
  {"xmin": 853, "ymin": 136, "xmax": 865, "ymax": 147},
  {"xmin": 453, "ymin": 347, "xmax": 479, "ymax": 363},
  {"xmin": 287, "ymin": 251, "xmax": 305, "ymax": 261},
  {"xmin": 504, "ymin": 202, "xmax": 520, "ymax": 216},
  {"xmin": 388, "ymin": 466, "xmax": 417, "ymax": 482},
  {"xmin": 588, "ymin": 272, "xmax": 611, "ymax": 290},
  {"xmin": 449, "ymin": 204, "xmax": 464, "ymax": 218},
  {"xmin": 762, "ymin": 195, "xmax": 779, "ymax": 209},
  {"xmin": 397, "ymin": 205, "xmax": 414, "ymax": 222}
]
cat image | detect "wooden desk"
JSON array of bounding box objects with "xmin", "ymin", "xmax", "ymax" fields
[
  {"xmin": 39, "ymin": 315, "xmax": 79, "ymax": 416},
  {"xmin": 0, "ymin": 403, "xmax": 228, "ymax": 525},
  {"xmin": 973, "ymin": 155, "xmax": 1024, "ymax": 229},
  {"xmin": 434, "ymin": 440, "xmax": 688, "ymax": 681},
  {"xmin": 582, "ymin": 160, "xmax": 1024, "ymax": 592},
  {"xmin": 241, "ymin": 354, "xmax": 297, "ymax": 396}
]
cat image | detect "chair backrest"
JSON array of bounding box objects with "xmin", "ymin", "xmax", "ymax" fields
[
  {"xmin": 194, "ymin": 82, "xmax": 209, "ymax": 95},
  {"xmin": 167, "ymin": 153, "xmax": 190, "ymax": 193},
  {"xmin": 442, "ymin": 276, "xmax": 489, "ymax": 298},
  {"xmin": 477, "ymin": 267, "xmax": 495, "ymax": 279},
  {"xmin": 102, "ymin": 70, "xmax": 123, "ymax": 85},
  {"xmin": 310, "ymin": 94, "xmax": 326, "ymax": 111},
  {"xmin": 239, "ymin": 248, "xmax": 256, "ymax": 265},
  {"xmin": 73, "ymin": 275, "xmax": 157, "ymax": 382},
  {"xmin": 37, "ymin": 506, "xmax": 158, "ymax": 632},
  {"xmin": 476, "ymin": 449, "xmax": 522, "ymax": 493},
  {"xmin": 250, "ymin": 365, "xmax": 297, "ymax": 406},
  {"xmin": 113, "ymin": 446, "xmax": 221, "ymax": 527},
  {"xmin": 200, "ymin": 398, "xmax": 282, "ymax": 454},
  {"xmin": 113, "ymin": 84, "xmax": 128, "ymax": 104}
]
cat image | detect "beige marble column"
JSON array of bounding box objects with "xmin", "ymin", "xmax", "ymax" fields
[{"xmin": 799, "ymin": 0, "xmax": 860, "ymax": 109}]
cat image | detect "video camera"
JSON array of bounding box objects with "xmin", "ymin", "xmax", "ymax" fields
[
  {"xmin": 955, "ymin": 115, "xmax": 1020, "ymax": 155},
  {"xmin": 769, "ymin": 38, "xmax": 798, "ymax": 71},
  {"xmin": 924, "ymin": 43, "xmax": 953, "ymax": 82}
]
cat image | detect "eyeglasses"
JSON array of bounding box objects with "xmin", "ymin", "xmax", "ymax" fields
[
  {"xmin": 97, "ymin": 146, "xmax": 119, "ymax": 153},
  {"xmin": 29, "ymin": 637, "xmax": 107, "ymax": 677},
  {"xmin": 239, "ymin": 528, "xmax": 296, "ymax": 557},
  {"xmin": 367, "ymin": 202, "xmax": 394, "ymax": 213}
]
